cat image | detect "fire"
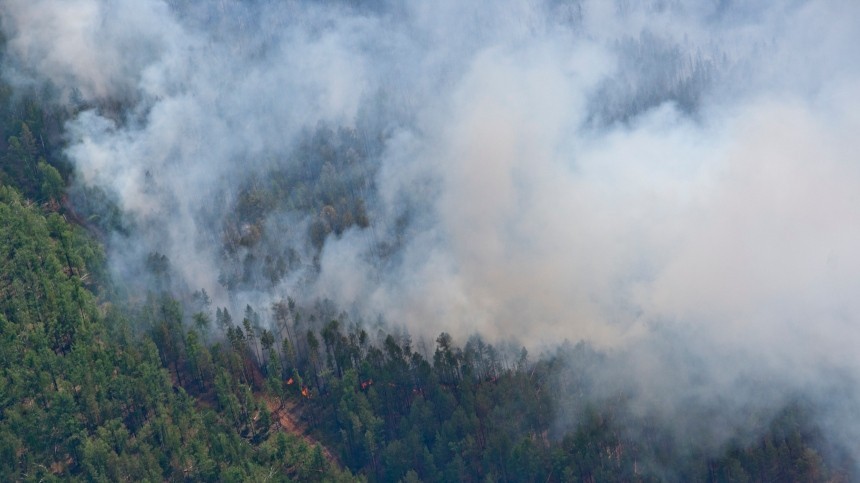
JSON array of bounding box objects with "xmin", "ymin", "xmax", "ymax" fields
[
  {"xmin": 286, "ymin": 377, "xmax": 294, "ymax": 385},
  {"xmin": 301, "ymin": 386, "xmax": 309, "ymax": 398},
  {"xmin": 360, "ymin": 379, "xmax": 373, "ymax": 390}
]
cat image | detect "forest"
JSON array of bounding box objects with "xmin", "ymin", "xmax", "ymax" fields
[
  {"xmin": 0, "ymin": 69, "xmax": 853, "ymax": 483},
  {"xmin": 2, "ymin": 1, "xmax": 860, "ymax": 481}
]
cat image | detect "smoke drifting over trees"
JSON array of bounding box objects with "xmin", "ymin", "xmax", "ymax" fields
[{"xmin": 3, "ymin": 0, "xmax": 860, "ymax": 473}]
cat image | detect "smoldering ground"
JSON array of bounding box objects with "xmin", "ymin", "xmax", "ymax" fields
[{"xmin": 3, "ymin": 0, "xmax": 860, "ymax": 473}]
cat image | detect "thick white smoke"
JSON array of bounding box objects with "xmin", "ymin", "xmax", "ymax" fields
[{"xmin": 3, "ymin": 0, "xmax": 860, "ymax": 466}]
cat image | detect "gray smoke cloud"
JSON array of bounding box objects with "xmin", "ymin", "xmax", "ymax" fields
[{"xmin": 3, "ymin": 0, "xmax": 860, "ymax": 470}]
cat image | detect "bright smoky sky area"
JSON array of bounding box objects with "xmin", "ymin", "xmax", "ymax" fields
[{"xmin": 3, "ymin": 0, "xmax": 860, "ymax": 465}]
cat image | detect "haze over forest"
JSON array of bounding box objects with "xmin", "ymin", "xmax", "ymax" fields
[{"xmin": 1, "ymin": 0, "xmax": 859, "ymax": 480}]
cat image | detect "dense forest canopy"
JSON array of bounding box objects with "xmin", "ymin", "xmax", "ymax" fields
[{"xmin": 1, "ymin": 0, "xmax": 859, "ymax": 481}]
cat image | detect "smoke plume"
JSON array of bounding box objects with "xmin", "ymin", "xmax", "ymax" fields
[{"xmin": 3, "ymin": 0, "xmax": 860, "ymax": 470}]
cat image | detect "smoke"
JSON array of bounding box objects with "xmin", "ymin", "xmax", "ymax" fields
[{"xmin": 3, "ymin": 0, "xmax": 860, "ymax": 470}]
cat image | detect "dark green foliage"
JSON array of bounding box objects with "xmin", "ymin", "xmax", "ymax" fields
[
  {"xmin": 217, "ymin": 312, "xmax": 845, "ymax": 482},
  {"xmin": 0, "ymin": 79, "xmax": 72, "ymax": 204},
  {"xmin": 218, "ymin": 125, "xmax": 375, "ymax": 292},
  {"xmin": 0, "ymin": 186, "xmax": 355, "ymax": 481}
]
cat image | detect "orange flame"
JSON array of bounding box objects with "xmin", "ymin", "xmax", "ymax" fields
[
  {"xmin": 286, "ymin": 377, "xmax": 294, "ymax": 385},
  {"xmin": 301, "ymin": 386, "xmax": 309, "ymax": 398}
]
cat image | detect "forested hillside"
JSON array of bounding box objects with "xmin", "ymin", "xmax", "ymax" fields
[
  {"xmin": 0, "ymin": 93, "xmax": 353, "ymax": 481},
  {"xmin": 2, "ymin": 1, "xmax": 860, "ymax": 482},
  {"xmin": 0, "ymin": 93, "xmax": 850, "ymax": 481}
]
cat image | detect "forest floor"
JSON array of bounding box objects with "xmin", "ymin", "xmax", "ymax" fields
[{"xmin": 262, "ymin": 395, "xmax": 341, "ymax": 466}]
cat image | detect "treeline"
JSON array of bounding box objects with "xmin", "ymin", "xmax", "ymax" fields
[{"xmin": 135, "ymin": 285, "xmax": 847, "ymax": 482}]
